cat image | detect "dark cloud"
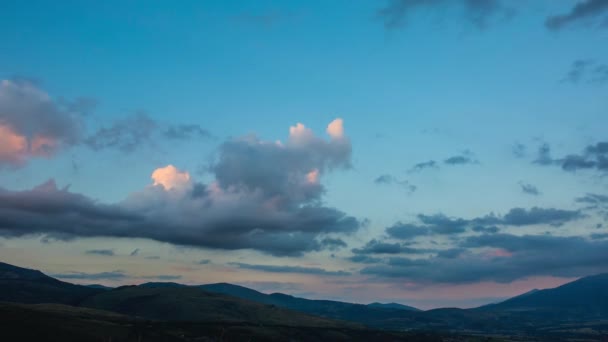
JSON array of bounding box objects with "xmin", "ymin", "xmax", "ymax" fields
[
  {"xmin": 0, "ymin": 79, "xmax": 85, "ymax": 167},
  {"xmin": 362, "ymin": 234, "xmax": 608, "ymax": 284},
  {"xmin": 385, "ymin": 222, "xmax": 430, "ymax": 240},
  {"xmin": 378, "ymin": 0, "xmax": 511, "ymax": 30},
  {"xmin": 562, "ymin": 59, "xmax": 608, "ymax": 84},
  {"xmin": 546, "ymin": 0, "xmax": 608, "ymax": 31},
  {"xmin": 197, "ymin": 259, "xmax": 211, "ymax": 265},
  {"xmin": 534, "ymin": 142, "xmax": 608, "ymax": 172},
  {"xmin": 51, "ymin": 270, "xmax": 127, "ymax": 280},
  {"xmin": 145, "ymin": 256, "xmax": 161, "ymax": 260},
  {"xmin": 321, "ymin": 237, "xmax": 348, "ymax": 251},
  {"xmin": 129, "ymin": 248, "xmax": 140, "ymax": 256},
  {"xmin": 85, "ymin": 249, "xmax": 115, "ymax": 256},
  {"xmin": 576, "ymin": 193, "xmax": 608, "ymax": 205},
  {"xmin": 348, "ymin": 255, "xmax": 383, "ymax": 264},
  {"xmin": 408, "ymin": 160, "xmax": 439, "ymax": 173},
  {"xmin": 229, "ymin": 262, "xmax": 351, "ymax": 276},
  {"xmin": 471, "ymin": 225, "xmax": 499, "ymax": 234},
  {"xmin": 519, "ymin": 182, "xmax": 541, "ymax": 196},
  {"xmin": 0, "ymin": 121, "xmax": 361, "ymax": 257},
  {"xmin": 352, "ymin": 239, "xmax": 433, "ymax": 255},
  {"xmin": 387, "ymin": 207, "xmax": 583, "ymax": 240},
  {"xmin": 163, "ymin": 124, "xmax": 212, "ymax": 140}
]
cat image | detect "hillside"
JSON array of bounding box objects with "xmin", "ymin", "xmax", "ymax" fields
[
  {"xmin": 0, "ymin": 262, "xmax": 103, "ymax": 305},
  {"xmin": 480, "ymin": 273, "xmax": 608, "ymax": 317},
  {"xmin": 200, "ymin": 282, "xmax": 422, "ymax": 328},
  {"xmin": 79, "ymin": 285, "xmax": 355, "ymax": 328}
]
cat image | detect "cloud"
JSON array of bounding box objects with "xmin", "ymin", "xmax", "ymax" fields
[
  {"xmin": 576, "ymin": 193, "xmax": 608, "ymax": 206},
  {"xmin": 512, "ymin": 142, "xmax": 527, "ymax": 158},
  {"xmin": 562, "ymin": 59, "xmax": 608, "ymax": 84},
  {"xmin": 229, "ymin": 262, "xmax": 351, "ymax": 276},
  {"xmin": 519, "ymin": 182, "xmax": 541, "ymax": 196},
  {"xmin": 163, "ymin": 124, "xmax": 212, "ymax": 140},
  {"xmin": 0, "ymin": 120, "xmax": 361, "ymax": 256},
  {"xmin": 546, "ymin": 0, "xmax": 608, "ymax": 31},
  {"xmin": 443, "ymin": 151, "xmax": 478, "ymax": 166},
  {"xmin": 52, "ymin": 270, "xmax": 127, "ymax": 280},
  {"xmin": 151, "ymin": 165, "xmax": 192, "ymax": 191},
  {"xmin": 378, "ymin": 0, "xmax": 512, "ymax": 30},
  {"xmin": 84, "ymin": 112, "xmax": 157, "ymax": 153},
  {"xmin": 373, "ymin": 174, "xmax": 417, "ymax": 193},
  {"xmin": 361, "ymin": 234, "xmax": 608, "ymax": 284},
  {"xmin": 130, "ymin": 248, "xmax": 140, "ymax": 256},
  {"xmin": 0, "ymin": 79, "xmax": 85, "ymax": 167},
  {"xmin": 197, "ymin": 259, "xmax": 211, "ymax": 265},
  {"xmin": 348, "ymin": 255, "xmax": 383, "ymax": 264},
  {"xmin": 408, "ymin": 160, "xmax": 439, "ymax": 173},
  {"xmin": 321, "ymin": 237, "xmax": 348, "ymax": 251},
  {"xmin": 386, "ymin": 207, "xmax": 583, "ymax": 240},
  {"xmin": 85, "ymin": 249, "xmax": 115, "ymax": 256},
  {"xmin": 352, "ymin": 239, "xmax": 433, "ymax": 255},
  {"xmin": 145, "ymin": 256, "xmax": 161, "ymax": 260},
  {"xmin": 534, "ymin": 142, "xmax": 608, "ymax": 172},
  {"xmin": 140, "ymin": 275, "xmax": 182, "ymax": 281},
  {"xmin": 386, "ymin": 222, "xmax": 430, "ymax": 239}
]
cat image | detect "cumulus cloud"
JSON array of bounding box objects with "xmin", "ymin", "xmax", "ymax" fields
[
  {"xmin": 0, "ymin": 120, "xmax": 361, "ymax": 256},
  {"xmin": 378, "ymin": 0, "xmax": 512, "ymax": 30},
  {"xmin": 0, "ymin": 79, "xmax": 85, "ymax": 167},
  {"xmin": 546, "ymin": 0, "xmax": 608, "ymax": 31},
  {"xmin": 151, "ymin": 165, "xmax": 192, "ymax": 190},
  {"xmin": 229, "ymin": 262, "xmax": 351, "ymax": 276}
]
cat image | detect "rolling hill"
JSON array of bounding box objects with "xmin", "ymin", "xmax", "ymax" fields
[{"xmin": 0, "ymin": 261, "xmax": 103, "ymax": 305}]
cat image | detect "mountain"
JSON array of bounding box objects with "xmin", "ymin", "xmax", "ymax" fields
[
  {"xmin": 0, "ymin": 302, "xmax": 445, "ymax": 342},
  {"xmin": 368, "ymin": 302, "xmax": 420, "ymax": 311},
  {"xmin": 480, "ymin": 273, "xmax": 608, "ymax": 317},
  {"xmin": 0, "ymin": 262, "xmax": 103, "ymax": 305},
  {"xmin": 79, "ymin": 284, "xmax": 355, "ymax": 327},
  {"xmin": 200, "ymin": 283, "xmax": 423, "ymax": 329},
  {"xmin": 85, "ymin": 284, "xmax": 113, "ymax": 290}
]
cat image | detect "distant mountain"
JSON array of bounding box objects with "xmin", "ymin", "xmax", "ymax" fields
[
  {"xmin": 139, "ymin": 282, "xmax": 186, "ymax": 288},
  {"xmin": 367, "ymin": 302, "xmax": 420, "ymax": 311},
  {"xmin": 200, "ymin": 283, "xmax": 422, "ymax": 329},
  {"xmin": 85, "ymin": 284, "xmax": 113, "ymax": 290},
  {"xmin": 79, "ymin": 285, "xmax": 354, "ymax": 327},
  {"xmin": 481, "ymin": 273, "xmax": 608, "ymax": 317},
  {"xmin": 0, "ymin": 262, "xmax": 102, "ymax": 305}
]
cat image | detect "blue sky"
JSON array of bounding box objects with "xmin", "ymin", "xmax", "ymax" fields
[{"xmin": 1, "ymin": 0, "xmax": 607, "ymax": 309}]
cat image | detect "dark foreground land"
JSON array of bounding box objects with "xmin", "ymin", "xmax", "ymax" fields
[{"xmin": 1, "ymin": 261, "xmax": 608, "ymax": 341}]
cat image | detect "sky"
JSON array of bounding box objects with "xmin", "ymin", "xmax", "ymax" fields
[{"xmin": 0, "ymin": 0, "xmax": 607, "ymax": 309}]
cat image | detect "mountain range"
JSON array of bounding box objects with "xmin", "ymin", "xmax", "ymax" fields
[{"xmin": 1, "ymin": 261, "xmax": 608, "ymax": 341}]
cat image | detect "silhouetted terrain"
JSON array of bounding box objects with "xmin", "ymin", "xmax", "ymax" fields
[
  {"xmin": 0, "ymin": 261, "xmax": 103, "ymax": 305},
  {"xmin": 1, "ymin": 261, "xmax": 608, "ymax": 341}
]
